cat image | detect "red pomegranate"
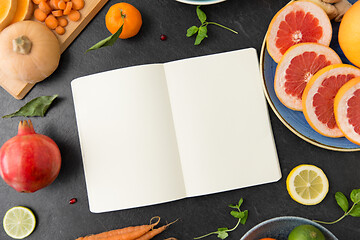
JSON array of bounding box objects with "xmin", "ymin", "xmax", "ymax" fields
[{"xmin": 0, "ymin": 120, "xmax": 61, "ymax": 192}]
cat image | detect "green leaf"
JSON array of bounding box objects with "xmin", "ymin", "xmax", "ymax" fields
[
  {"xmin": 3, "ymin": 95, "xmax": 58, "ymax": 118},
  {"xmin": 350, "ymin": 189, "xmax": 360, "ymax": 203},
  {"xmin": 240, "ymin": 210, "xmax": 248, "ymax": 225},
  {"xmin": 217, "ymin": 227, "xmax": 228, "ymax": 231},
  {"xmin": 196, "ymin": 6, "xmax": 207, "ymax": 24},
  {"xmin": 230, "ymin": 211, "xmax": 242, "ymax": 219},
  {"xmin": 86, "ymin": 21, "xmax": 124, "ymax": 52},
  {"xmin": 217, "ymin": 230, "xmax": 228, "ymax": 239},
  {"xmin": 238, "ymin": 198, "xmax": 244, "ymax": 207},
  {"xmin": 228, "ymin": 204, "xmax": 238, "ymax": 209},
  {"xmin": 187, "ymin": 26, "xmax": 199, "ymax": 37},
  {"xmin": 194, "ymin": 26, "xmax": 207, "ymax": 45},
  {"xmin": 335, "ymin": 192, "xmax": 349, "ymax": 212},
  {"xmin": 349, "ymin": 204, "xmax": 360, "ymax": 217}
]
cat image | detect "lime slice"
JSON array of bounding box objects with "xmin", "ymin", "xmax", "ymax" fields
[
  {"xmin": 286, "ymin": 164, "xmax": 329, "ymax": 205},
  {"xmin": 3, "ymin": 206, "xmax": 36, "ymax": 239}
]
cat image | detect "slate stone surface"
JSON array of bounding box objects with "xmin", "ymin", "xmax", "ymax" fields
[{"xmin": 0, "ymin": 0, "xmax": 359, "ymax": 239}]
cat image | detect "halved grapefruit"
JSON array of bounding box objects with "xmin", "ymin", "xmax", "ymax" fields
[
  {"xmin": 334, "ymin": 77, "xmax": 360, "ymax": 145},
  {"xmin": 266, "ymin": 0, "xmax": 332, "ymax": 63},
  {"xmin": 275, "ymin": 43, "xmax": 341, "ymax": 111},
  {"xmin": 302, "ymin": 64, "xmax": 360, "ymax": 137}
]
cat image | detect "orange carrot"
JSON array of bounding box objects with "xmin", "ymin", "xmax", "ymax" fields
[
  {"xmin": 58, "ymin": 0, "xmax": 66, "ymax": 9},
  {"xmin": 39, "ymin": 1, "xmax": 52, "ymax": 15},
  {"xmin": 32, "ymin": 0, "xmax": 43, "ymax": 4},
  {"xmin": 71, "ymin": 0, "xmax": 84, "ymax": 10},
  {"xmin": 34, "ymin": 8, "xmax": 48, "ymax": 22},
  {"xmin": 45, "ymin": 14, "xmax": 58, "ymax": 29},
  {"xmin": 52, "ymin": 10, "xmax": 63, "ymax": 17},
  {"xmin": 57, "ymin": 17, "xmax": 68, "ymax": 27},
  {"xmin": 55, "ymin": 26, "xmax": 65, "ymax": 35},
  {"xmin": 134, "ymin": 219, "xmax": 178, "ymax": 240},
  {"xmin": 63, "ymin": 1, "xmax": 72, "ymax": 15},
  {"xmin": 68, "ymin": 10, "xmax": 80, "ymax": 21},
  {"xmin": 75, "ymin": 217, "xmax": 161, "ymax": 240}
]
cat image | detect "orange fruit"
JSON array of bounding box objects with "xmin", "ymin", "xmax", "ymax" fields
[
  {"xmin": 11, "ymin": 0, "xmax": 34, "ymax": 24},
  {"xmin": 302, "ymin": 64, "xmax": 360, "ymax": 137},
  {"xmin": 338, "ymin": 1, "xmax": 360, "ymax": 68},
  {"xmin": 274, "ymin": 43, "xmax": 341, "ymax": 111},
  {"xmin": 334, "ymin": 77, "xmax": 360, "ymax": 145},
  {"xmin": 105, "ymin": 2, "xmax": 142, "ymax": 39},
  {"xmin": 0, "ymin": 0, "xmax": 17, "ymax": 31},
  {"xmin": 266, "ymin": 0, "xmax": 332, "ymax": 63}
]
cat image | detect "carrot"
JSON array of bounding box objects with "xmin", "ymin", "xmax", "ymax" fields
[
  {"xmin": 71, "ymin": 0, "xmax": 84, "ymax": 10},
  {"xmin": 134, "ymin": 219, "xmax": 178, "ymax": 240},
  {"xmin": 58, "ymin": 0, "xmax": 66, "ymax": 10},
  {"xmin": 45, "ymin": 14, "xmax": 58, "ymax": 29},
  {"xmin": 39, "ymin": 1, "xmax": 52, "ymax": 15},
  {"xmin": 68, "ymin": 10, "xmax": 80, "ymax": 21},
  {"xmin": 32, "ymin": 0, "xmax": 43, "ymax": 4},
  {"xmin": 63, "ymin": 2, "xmax": 72, "ymax": 15},
  {"xmin": 57, "ymin": 17, "xmax": 68, "ymax": 27},
  {"xmin": 75, "ymin": 217, "xmax": 161, "ymax": 240},
  {"xmin": 34, "ymin": 8, "xmax": 48, "ymax": 22},
  {"xmin": 49, "ymin": 0, "xmax": 59, "ymax": 9},
  {"xmin": 55, "ymin": 26, "xmax": 65, "ymax": 35},
  {"xmin": 52, "ymin": 10, "xmax": 63, "ymax": 17}
]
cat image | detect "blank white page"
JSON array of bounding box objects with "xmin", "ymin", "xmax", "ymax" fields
[
  {"xmin": 71, "ymin": 65, "xmax": 186, "ymax": 213},
  {"xmin": 164, "ymin": 49, "xmax": 281, "ymax": 197}
]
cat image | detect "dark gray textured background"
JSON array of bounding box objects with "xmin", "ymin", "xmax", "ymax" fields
[{"xmin": 0, "ymin": 0, "xmax": 359, "ymax": 239}]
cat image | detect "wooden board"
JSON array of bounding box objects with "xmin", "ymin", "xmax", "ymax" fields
[{"xmin": 0, "ymin": 0, "xmax": 109, "ymax": 99}]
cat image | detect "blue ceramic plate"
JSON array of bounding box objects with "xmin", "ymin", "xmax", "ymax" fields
[
  {"xmin": 260, "ymin": 0, "xmax": 360, "ymax": 152},
  {"xmin": 240, "ymin": 216, "xmax": 338, "ymax": 240},
  {"xmin": 175, "ymin": 0, "xmax": 226, "ymax": 5}
]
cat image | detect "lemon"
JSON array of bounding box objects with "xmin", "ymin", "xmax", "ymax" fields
[
  {"xmin": 286, "ymin": 164, "xmax": 329, "ymax": 205},
  {"xmin": 3, "ymin": 206, "xmax": 36, "ymax": 239}
]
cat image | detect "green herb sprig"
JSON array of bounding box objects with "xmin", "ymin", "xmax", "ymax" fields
[
  {"xmin": 194, "ymin": 198, "xmax": 248, "ymax": 239},
  {"xmin": 313, "ymin": 189, "xmax": 360, "ymax": 224},
  {"xmin": 187, "ymin": 6, "xmax": 238, "ymax": 45},
  {"xmin": 86, "ymin": 11, "xmax": 125, "ymax": 52},
  {"xmin": 2, "ymin": 95, "xmax": 58, "ymax": 118}
]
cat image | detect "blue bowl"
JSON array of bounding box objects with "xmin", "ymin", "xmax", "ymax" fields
[
  {"xmin": 240, "ymin": 216, "xmax": 338, "ymax": 240},
  {"xmin": 260, "ymin": 0, "xmax": 360, "ymax": 152}
]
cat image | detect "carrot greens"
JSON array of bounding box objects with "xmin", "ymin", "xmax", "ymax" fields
[{"xmin": 194, "ymin": 198, "xmax": 248, "ymax": 239}]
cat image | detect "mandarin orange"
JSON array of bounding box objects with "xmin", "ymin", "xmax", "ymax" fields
[{"xmin": 105, "ymin": 2, "xmax": 142, "ymax": 39}]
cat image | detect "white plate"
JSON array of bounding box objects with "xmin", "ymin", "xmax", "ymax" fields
[{"xmin": 176, "ymin": 0, "xmax": 226, "ymax": 5}]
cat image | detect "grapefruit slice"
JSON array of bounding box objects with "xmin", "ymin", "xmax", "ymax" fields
[
  {"xmin": 302, "ymin": 64, "xmax": 360, "ymax": 138},
  {"xmin": 334, "ymin": 77, "xmax": 360, "ymax": 145},
  {"xmin": 275, "ymin": 43, "xmax": 342, "ymax": 111},
  {"xmin": 266, "ymin": 0, "xmax": 332, "ymax": 63}
]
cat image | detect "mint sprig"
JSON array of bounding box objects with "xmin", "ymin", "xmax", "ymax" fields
[
  {"xmin": 194, "ymin": 198, "xmax": 248, "ymax": 239},
  {"xmin": 186, "ymin": 6, "xmax": 238, "ymax": 45},
  {"xmin": 313, "ymin": 189, "xmax": 360, "ymax": 224}
]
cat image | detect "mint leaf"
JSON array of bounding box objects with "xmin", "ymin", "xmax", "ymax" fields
[
  {"xmin": 350, "ymin": 189, "xmax": 360, "ymax": 203},
  {"xmin": 196, "ymin": 6, "xmax": 207, "ymax": 23},
  {"xmin": 238, "ymin": 198, "xmax": 244, "ymax": 207},
  {"xmin": 228, "ymin": 204, "xmax": 238, "ymax": 209},
  {"xmin": 217, "ymin": 231, "xmax": 228, "ymax": 239},
  {"xmin": 230, "ymin": 211, "xmax": 243, "ymax": 219},
  {"xmin": 349, "ymin": 204, "xmax": 360, "ymax": 217},
  {"xmin": 187, "ymin": 26, "xmax": 199, "ymax": 37},
  {"xmin": 3, "ymin": 95, "xmax": 58, "ymax": 118},
  {"xmin": 217, "ymin": 227, "xmax": 228, "ymax": 231},
  {"xmin": 335, "ymin": 192, "xmax": 349, "ymax": 212},
  {"xmin": 194, "ymin": 26, "xmax": 207, "ymax": 45},
  {"xmin": 240, "ymin": 210, "xmax": 248, "ymax": 225}
]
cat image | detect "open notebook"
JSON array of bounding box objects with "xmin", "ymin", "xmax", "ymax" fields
[{"xmin": 71, "ymin": 48, "xmax": 281, "ymax": 213}]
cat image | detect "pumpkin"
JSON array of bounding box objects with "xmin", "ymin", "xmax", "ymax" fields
[
  {"xmin": 0, "ymin": 0, "xmax": 17, "ymax": 31},
  {"xmin": 11, "ymin": 0, "xmax": 34, "ymax": 24},
  {"xmin": 0, "ymin": 20, "xmax": 60, "ymax": 84}
]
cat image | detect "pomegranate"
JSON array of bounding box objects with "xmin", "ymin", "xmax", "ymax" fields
[{"xmin": 0, "ymin": 120, "xmax": 61, "ymax": 193}]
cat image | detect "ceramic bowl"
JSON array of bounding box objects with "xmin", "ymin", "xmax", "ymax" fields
[
  {"xmin": 240, "ymin": 216, "xmax": 338, "ymax": 240},
  {"xmin": 175, "ymin": 0, "xmax": 226, "ymax": 5}
]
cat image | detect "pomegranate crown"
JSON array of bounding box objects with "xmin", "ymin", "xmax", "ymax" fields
[{"xmin": 18, "ymin": 120, "xmax": 36, "ymax": 135}]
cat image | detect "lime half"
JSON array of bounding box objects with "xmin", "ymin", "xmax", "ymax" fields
[{"xmin": 3, "ymin": 206, "xmax": 36, "ymax": 239}]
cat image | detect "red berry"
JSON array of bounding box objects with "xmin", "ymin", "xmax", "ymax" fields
[
  {"xmin": 160, "ymin": 34, "xmax": 167, "ymax": 41},
  {"xmin": 69, "ymin": 198, "xmax": 77, "ymax": 204}
]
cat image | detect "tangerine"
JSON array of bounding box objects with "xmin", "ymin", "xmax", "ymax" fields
[
  {"xmin": 338, "ymin": 1, "xmax": 360, "ymax": 68},
  {"xmin": 105, "ymin": 2, "xmax": 142, "ymax": 39}
]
